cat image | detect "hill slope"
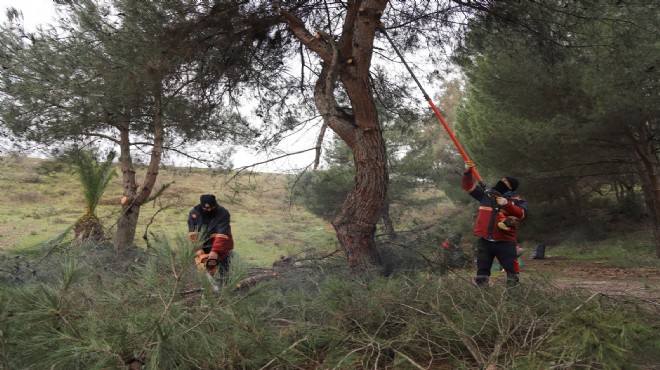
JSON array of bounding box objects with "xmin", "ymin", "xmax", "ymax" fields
[{"xmin": 0, "ymin": 155, "xmax": 336, "ymax": 265}]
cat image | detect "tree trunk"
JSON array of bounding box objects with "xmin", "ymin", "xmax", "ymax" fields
[
  {"xmin": 629, "ymin": 123, "xmax": 660, "ymax": 258},
  {"xmin": 314, "ymin": 64, "xmax": 388, "ymax": 269},
  {"xmin": 115, "ymin": 202, "xmax": 141, "ymax": 249},
  {"xmin": 281, "ymin": 1, "xmax": 389, "ymax": 270},
  {"xmin": 632, "ymin": 151, "xmax": 660, "ymax": 256},
  {"xmin": 381, "ymin": 196, "xmax": 397, "ymax": 240},
  {"xmin": 332, "ymin": 126, "xmax": 388, "ymax": 269},
  {"xmin": 115, "ymin": 116, "xmax": 140, "ymax": 249},
  {"xmin": 114, "ymin": 84, "xmax": 165, "ymax": 249}
]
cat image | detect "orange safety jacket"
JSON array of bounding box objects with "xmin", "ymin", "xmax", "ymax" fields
[{"xmin": 462, "ymin": 170, "xmax": 527, "ymax": 242}]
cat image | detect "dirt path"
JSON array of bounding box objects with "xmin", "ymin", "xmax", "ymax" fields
[{"xmin": 522, "ymin": 256, "xmax": 660, "ymax": 303}]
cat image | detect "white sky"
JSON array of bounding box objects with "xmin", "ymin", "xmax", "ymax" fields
[{"xmin": 0, "ymin": 0, "xmax": 57, "ymax": 30}]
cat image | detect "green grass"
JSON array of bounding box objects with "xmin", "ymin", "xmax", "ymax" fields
[
  {"xmin": 0, "ymin": 156, "xmax": 337, "ymax": 264},
  {"xmin": 547, "ymin": 229, "xmax": 660, "ymax": 268},
  {"xmin": 0, "ymin": 156, "xmax": 458, "ymax": 265}
]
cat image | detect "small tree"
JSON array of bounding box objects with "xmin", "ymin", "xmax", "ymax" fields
[{"xmin": 72, "ymin": 150, "xmax": 116, "ymax": 242}]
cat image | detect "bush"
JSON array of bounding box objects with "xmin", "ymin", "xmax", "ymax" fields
[
  {"xmin": 288, "ymin": 168, "xmax": 353, "ymax": 222},
  {"xmin": 10, "ymin": 191, "xmax": 43, "ymax": 203},
  {"xmin": 376, "ymin": 222, "xmax": 474, "ymax": 277},
  {"xmin": 35, "ymin": 159, "xmax": 68, "ymax": 176},
  {"xmin": 545, "ymin": 298, "xmax": 652, "ymax": 369},
  {"xmin": 21, "ymin": 174, "xmax": 42, "ymax": 183}
]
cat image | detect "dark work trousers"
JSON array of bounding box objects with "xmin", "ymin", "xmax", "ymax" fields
[{"xmin": 475, "ymin": 238, "xmax": 519, "ymax": 286}]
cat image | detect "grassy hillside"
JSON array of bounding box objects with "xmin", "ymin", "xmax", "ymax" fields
[
  {"xmin": 2, "ymin": 154, "xmax": 658, "ymax": 270},
  {"xmin": 0, "ymin": 155, "xmax": 337, "ymax": 265}
]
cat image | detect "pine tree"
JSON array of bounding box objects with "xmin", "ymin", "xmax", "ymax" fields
[{"xmin": 0, "ymin": 1, "xmax": 269, "ymax": 249}]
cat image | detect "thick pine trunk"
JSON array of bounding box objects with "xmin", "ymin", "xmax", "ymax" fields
[
  {"xmin": 330, "ymin": 61, "xmax": 389, "ymax": 268},
  {"xmin": 282, "ymin": 1, "xmax": 389, "ymax": 269},
  {"xmin": 332, "ymin": 126, "xmax": 388, "ymax": 269}
]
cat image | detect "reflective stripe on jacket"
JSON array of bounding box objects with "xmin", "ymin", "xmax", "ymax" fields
[{"xmin": 462, "ymin": 171, "xmax": 527, "ymax": 242}]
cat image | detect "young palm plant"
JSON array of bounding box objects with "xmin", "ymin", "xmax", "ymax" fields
[{"xmin": 73, "ymin": 150, "xmax": 116, "ymax": 242}]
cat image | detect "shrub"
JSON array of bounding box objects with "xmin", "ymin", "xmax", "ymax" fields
[
  {"xmin": 21, "ymin": 174, "xmax": 42, "ymax": 184},
  {"xmin": 10, "ymin": 191, "xmax": 42, "ymax": 203},
  {"xmin": 0, "ymin": 237, "xmax": 655, "ymax": 369},
  {"xmin": 543, "ymin": 294, "xmax": 656, "ymax": 369},
  {"xmin": 35, "ymin": 160, "xmax": 68, "ymax": 176}
]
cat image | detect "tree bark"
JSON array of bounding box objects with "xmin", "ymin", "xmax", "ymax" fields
[
  {"xmin": 115, "ymin": 200, "xmax": 141, "ymax": 249},
  {"xmin": 331, "ymin": 123, "xmax": 388, "ymax": 269},
  {"xmin": 628, "ymin": 122, "xmax": 660, "ymax": 258},
  {"xmin": 281, "ymin": 1, "xmax": 389, "ymax": 270},
  {"xmin": 114, "ymin": 83, "xmax": 165, "ymax": 249},
  {"xmin": 115, "ymin": 115, "xmax": 139, "ymax": 249},
  {"xmin": 381, "ymin": 196, "xmax": 397, "ymax": 240}
]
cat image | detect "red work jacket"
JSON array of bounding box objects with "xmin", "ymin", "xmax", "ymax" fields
[{"xmin": 462, "ymin": 171, "xmax": 527, "ymax": 242}]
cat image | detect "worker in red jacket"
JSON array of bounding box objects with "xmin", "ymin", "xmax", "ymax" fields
[
  {"xmin": 188, "ymin": 194, "xmax": 234, "ymax": 276},
  {"xmin": 463, "ymin": 162, "xmax": 527, "ymax": 286}
]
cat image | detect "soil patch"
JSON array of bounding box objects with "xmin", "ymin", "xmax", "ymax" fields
[{"xmin": 523, "ymin": 256, "xmax": 660, "ymax": 302}]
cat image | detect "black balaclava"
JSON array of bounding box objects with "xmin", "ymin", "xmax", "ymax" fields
[
  {"xmin": 492, "ymin": 177, "xmax": 519, "ymax": 194},
  {"xmin": 200, "ymin": 194, "xmax": 218, "ymax": 215}
]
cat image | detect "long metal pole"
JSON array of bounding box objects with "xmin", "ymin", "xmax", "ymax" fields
[{"xmin": 381, "ymin": 28, "xmax": 486, "ymax": 189}]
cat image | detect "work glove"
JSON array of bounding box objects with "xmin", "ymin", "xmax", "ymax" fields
[
  {"xmin": 496, "ymin": 197, "xmax": 508, "ymax": 206},
  {"xmin": 497, "ymin": 216, "xmax": 520, "ymax": 231},
  {"xmin": 464, "ymin": 161, "xmax": 475, "ymax": 172},
  {"xmin": 205, "ymin": 251, "xmax": 219, "ymax": 273}
]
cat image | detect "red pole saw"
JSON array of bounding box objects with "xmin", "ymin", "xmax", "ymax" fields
[{"xmin": 381, "ymin": 28, "xmax": 486, "ymax": 189}]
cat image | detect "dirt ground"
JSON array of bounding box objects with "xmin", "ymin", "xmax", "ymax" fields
[
  {"xmin": 522, "ymin": 256, "xmax": 660, "ymax": 303},
  {"xmin": 520, "ymin": 256, "xmax": 660, "ymax": 370}
]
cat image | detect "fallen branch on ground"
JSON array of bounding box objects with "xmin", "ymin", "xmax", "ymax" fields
[{"xmin": 235, "ymin": 272, "xmax": 279, "ymax": 291}]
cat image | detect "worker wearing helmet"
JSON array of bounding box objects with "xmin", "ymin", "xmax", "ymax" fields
[
  {"xmin": 188, "ymin": 194, "xmax": 234, "ymax": 277},
  {"xmin": 463, "ymin": 162, "xmax": 527, "ymax": 286}
]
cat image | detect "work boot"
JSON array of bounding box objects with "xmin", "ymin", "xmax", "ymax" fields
[
  {"xmin": 475, "ymin": 275, "xmax": 489, "ymax": 287},
  {"xmin": 506, "ymin": 272, "xmax": 520, "ymax": 286}
]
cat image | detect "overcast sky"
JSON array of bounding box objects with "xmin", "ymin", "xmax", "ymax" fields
[{"xmin": 0, "ymin": 0, "xmax": 57, "ymax": 30}]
